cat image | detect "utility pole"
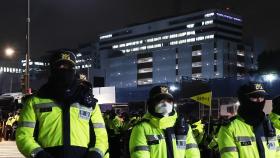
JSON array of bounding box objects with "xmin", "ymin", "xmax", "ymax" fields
[{"xmin": 25, "ymin": 0, "xmax": 31, "ymax": 94}]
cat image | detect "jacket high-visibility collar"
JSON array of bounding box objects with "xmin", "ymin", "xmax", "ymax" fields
[{"xmin": 143, "ymin": 112, "xmax": 177, "ymax": 129}]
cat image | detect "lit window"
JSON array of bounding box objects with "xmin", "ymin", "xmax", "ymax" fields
[
  {"xmin": 119, "ymin": 44, "xmax": 125, "ymax": 48},
  {"xmin": 187, "ymin": 31, "xmax": 195, "ymax": 36},
  {"xmin": 35, "ymin": 62, "xmax": 44, "ymax": 66},
  {"xmin": 187, "ymin": 24, "xmax": 194, "ymax": 28},
  {"xmin": 140, "ymin": 46, "xmax": 147, "ymax": 50},
  {"xmin": 192, "ymin": 62, "xmax": 202, "ymax": 67},
  {"xmin": 204, "ymin": 20, "xmax": 213, "ymax": 25},
  {"xmin": 121, "ymin": 50, "xmax": 126, "ymax": 53},
  {"xmin": 205, "ymin": 34, "xmax": 214, "ymax": 39},
  {"xmin": 187, "ymin": 38, "xmax": 196, "ymax": 43},
  {"xmin": 138, "ymin": 68, "xmax": 153, "ymax": 73},
  {"xmin": 126, "ymin": 49, "xmax": 131, "ymax": 53},
  {"xmin": 162, "ymin": 35, "xmax": 169, "ymax": 40},
  {"xmin": 147, "ymin": 45, "xmax": 154, "ymax": 49},
  {"xmin": 237, "ymin": 51, "xmax": 245, "ymax": 56},
  {"xmin": 169, "ymin": 34, "xmax": 178, "ymax": 39},
  {"xmin": 178, "ymin": 39, "xmax": 187, "ymax": 44},
  {"xmin": 178, "ymin": 32, "xmax": 187, "ymax": 37},
  {"xmin": 137, "ymin": 57, "xmax": 153, "ymax": 63},
  {"xmin": 147, "ymin": 38, "xmax": 154, "ymax": 43},
  {"xmin": 196, "ymin": 36, "xmax": 205, "ymax": 41},
  {"xmin": 237, "ymin": 62, "xmax": 245, "ymax": 67},
  {"xmin": 192, "ymin": 73, "xmax": 202, "ymax": 78},
  {"xmin": 153, "ymin": 37, "xmax": 161, "ymax": 41},
  {"xmin": 138, "ymin": 78, "xmax": 153, "ymax": 85},
  {"xmin": 153, "ymin": 44, "xmax": 162, "ymax": 48},
  {"xmin": 204, "ymin": 12, "xmax": 215, "ymax": 18},
  {"xmin": 214, "ymin": 60, "xmax": 218, "ymax": 65},
  {"xmin": 192, "ymin": 50, "xmax": 202, "ymax": 56},
  {"xmin": 99, "ymin": 34, "xmax": 112, "ymax": 40},
  {"xmin": 132, "ymin": 47, "xmax": 139, "ymax": 51},
  {"xmin": 170, "ymin": 41, "xmax": 178, "ymax": 45}
]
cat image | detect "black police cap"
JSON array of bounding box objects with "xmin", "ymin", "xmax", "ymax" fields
[
  {"xmin": 149, "ymin": 85, "xmax": 174, "ymax": 101},
  {"xmin": 49, "ymin": 50, "xmax": 76, "ymax": 68},
  {"xmin": 238, "ymin": 82, "xmax": 267, "ymax": 97}
]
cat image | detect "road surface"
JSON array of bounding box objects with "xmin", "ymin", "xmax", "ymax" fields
[{"xmin": 0, "ymin": 140, "xmax": 24, "ymax": 158}]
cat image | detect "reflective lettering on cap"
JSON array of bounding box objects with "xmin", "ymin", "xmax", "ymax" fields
[
  {"xmin": 62, "ymin": 53, "xmax": 71, "ymax": 60},
  {"xmin": 160, "ymin": 86, "xmax": 168, "ymax": 94},
  {"xmin": 255, "ymin": 84, "xmax": 263, "ymax": 90}
]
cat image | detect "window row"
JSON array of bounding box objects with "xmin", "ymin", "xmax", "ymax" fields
[
  {"xmin": 0, "ymin": 67, "xmax": 22, "ymax": 73},
  {"xmin": 99, "ymin": 34, "xmax": 112, "ymax": 40},
  {"xmin": 112, "ymin": 30, "xmax": 197, "ymax": 49},
  {"xmin": 138, "ymin": 78, "xmax": 153, "ymax": 85}
]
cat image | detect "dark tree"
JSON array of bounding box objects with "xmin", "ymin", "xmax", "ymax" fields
[{"xmin": 257, "ymin": 50, "xmax": 280, "ymax": 73}]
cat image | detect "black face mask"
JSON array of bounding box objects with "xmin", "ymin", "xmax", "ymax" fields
[
  {"xmin": 238, "ymin": 96, "xmax": 265, "ymax": 125},
  {"xmin": 50, "ymin": 68, "xmax": 76, "ymax": 89}
]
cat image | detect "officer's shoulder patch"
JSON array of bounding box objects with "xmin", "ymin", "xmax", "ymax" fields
[{"xmin": 221, "ymin": 116, "xmax": 237, "ymax": 126}]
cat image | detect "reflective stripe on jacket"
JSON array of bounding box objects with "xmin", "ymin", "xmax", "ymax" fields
[{"xmin": 129, "ymin": 112, "xmax": 200, "ymax": 158}]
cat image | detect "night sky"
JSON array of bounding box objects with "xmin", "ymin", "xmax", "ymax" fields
[{"xmin": 0, "ymin": 0, "xmax": 279, "ymax": 59}]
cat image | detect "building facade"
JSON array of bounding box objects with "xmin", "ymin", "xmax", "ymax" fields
[
  {"xmin": 98, "ymin": 9, "xmax": 257, "ymax": 88},
  {"xmin": 0, "ymin": 60, "xmax": 22, "ymax": 93}
]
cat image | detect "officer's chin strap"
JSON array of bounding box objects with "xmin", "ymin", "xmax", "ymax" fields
[{"xmin": 263, "ymin": 115, "xmax": 276, "ymax": 145}]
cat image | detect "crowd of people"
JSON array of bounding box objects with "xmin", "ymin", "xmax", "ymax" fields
[{"xmin": 1, "ymin": 50, "xmax": 280, "ymax": 158}]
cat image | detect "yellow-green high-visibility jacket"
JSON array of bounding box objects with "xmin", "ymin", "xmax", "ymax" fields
[
  {"xmin": 218, "ymin": 115, "xmax": 280, "ymax": 158},
  {"xmin": 129, "ymin": 112, "xmax": 200, "ymax": 158},
  {"xmin": 269, "ymin": 112, "xmax": 280, "ymax": 144},
  {"xmin": 269, "ymin": 112, "xmax": 280, "ymax": 130},
  {"xmin": 191, "ymin": 120, "xmax": 205, "ymax": 144},
  {"xmin": 6, "ymin": 117, "xmax": 16, "ymax": 126},
  {"xmin": 14, "ymin": 114, "xmax": 20, "ymax": 122},
  {"xmin": 16, "ymin": 96, "xmax": 108, "ymax": 158}
]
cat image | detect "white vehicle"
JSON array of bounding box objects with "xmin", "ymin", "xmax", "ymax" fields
[{"xmin": 1, "ymin": 92, "xmax": 23, "ymax": 103}]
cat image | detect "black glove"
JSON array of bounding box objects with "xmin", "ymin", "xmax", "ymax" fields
[
  {"xmin": 35, "ymin": 150, "xmax": 54, "ymax": 158},
  {"xmin": 175, "ymin": 114, "xmax": 189, "ymax": 135},
  {"xmin": 85, "ymin": 151, "xmax": 102, "ymax": 158}
]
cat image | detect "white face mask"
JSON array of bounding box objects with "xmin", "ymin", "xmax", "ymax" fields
[{"xmin": 155, "ymin": 101, "xmax": 173, "ymax": 116}]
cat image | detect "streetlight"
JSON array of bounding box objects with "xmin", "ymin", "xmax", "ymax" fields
[
  {"xmin": 5, "ymin": 48, "xmax": 15, "ymax": 57},
  {"xmin": 169, "ymin": 85, "xmax": 178, "ymax": 92},
  {"xmin": 262, "ymin": 73, "xmax": 278, "ymax": 83}
]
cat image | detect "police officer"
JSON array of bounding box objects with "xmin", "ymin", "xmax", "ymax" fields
[
  {"xmin": 218, "ymin": 82, "xmax": 280, "ymax": 158},
  {"xmin": 4, "ymin": 112, "xmax": 16, "ymax": 140},
  {"xmin": 129, "ymin": 85, "xmax": 200, "ymax": 158},
  {"xmin": 16, "ymin": 50, "xmax": 108, "ymax": 158},
  {"xmin": 269, "ymin": 96, "xmax": 280, "ymax": 129}
]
